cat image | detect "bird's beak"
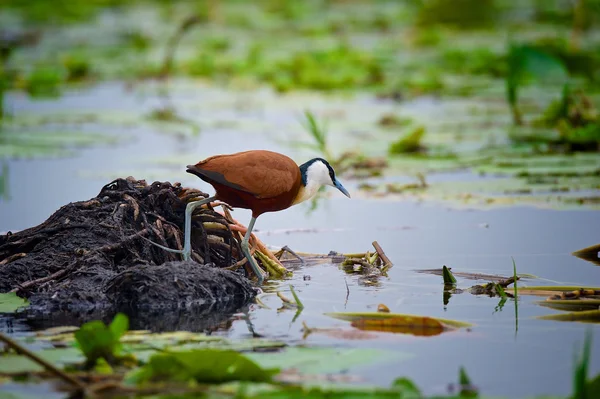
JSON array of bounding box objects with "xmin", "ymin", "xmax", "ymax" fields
[{"xmin": 334, "ymin": 179, "xmax": 351, "ymax": 198}]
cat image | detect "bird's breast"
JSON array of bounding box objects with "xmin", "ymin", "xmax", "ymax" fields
[{"xmin": 291, "ymin": 183, "xmax": 318, "ymax": 206}]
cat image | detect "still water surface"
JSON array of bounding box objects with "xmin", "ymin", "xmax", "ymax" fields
[{"xmin": 1, "ymin": 83, "xmax": 599, "ymax": 398}]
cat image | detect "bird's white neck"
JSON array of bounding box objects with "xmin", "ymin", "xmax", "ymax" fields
[{"xmin": 292, "ymin": 179, "xmax": 321, "ymax": 205}]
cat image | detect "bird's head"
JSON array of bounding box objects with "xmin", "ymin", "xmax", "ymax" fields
[{"xmin": 299, "ymin": 158, "xmax": 351, "ymax": 198}]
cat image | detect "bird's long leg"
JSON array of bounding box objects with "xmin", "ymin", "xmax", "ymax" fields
[
  {"xmin": 241, "ymin": 216, "xmax": 266, "ymax": 285},
  {"xmin": 146, "ymin": 196, "xmax": 216, "ymax": 261}
]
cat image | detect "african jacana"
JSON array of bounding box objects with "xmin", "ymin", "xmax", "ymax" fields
[{"xmin": 151, "ymin": 150, "xmax": 350, "ymax": 284}]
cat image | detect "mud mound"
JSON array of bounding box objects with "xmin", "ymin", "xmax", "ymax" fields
[{"xmin": 0, "ymin": 177, "xmax": 255, "ymax": 317}]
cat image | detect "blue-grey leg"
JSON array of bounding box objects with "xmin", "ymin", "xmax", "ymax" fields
[
  {"xmin": 240, "ymin": 216, "xmax": 265, "ymax": 285},
  {"xmin": 146, "ymin": 196, "xmax": 216, "ymax": 261}
]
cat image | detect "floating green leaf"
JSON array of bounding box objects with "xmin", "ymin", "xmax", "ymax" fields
[
  {"xmin": 442, "ymin": 265, "xmax": 457, "ymax": 285},
  {"xmin": 391, "ymin": 377, "xmax": 421, "ymax": 398},
  {"xmin": 0, "ymin": 292, "xmax": 29, "ymax": 313},
  {"xmin": 247, "ymin": 346, "xmax": 403, "ymax": 375},
  {"xmin": 573, "ymin": 329, "xmax": 593, "ymax": 399},
  {"xmin": 537, "ymin": 309, "xmax": 600, "ymax": 323},
  {"xmin": 325, "ymin": 311, "xmax": 472, "ymax": 329},
  {"xmin": 458, "ymin": 366, "xmax": 478, "ymax": 397},
  {"xmin": 127, "ymin": 349, "xmax": 278, "ymax": 384},
  {"xmin": 0, "ymin": 347, "xmax": 82, "ymax": 373},
  {"xmin": 389, "ymin": 126, "xmax": 426, "ymax": 154},
  {"xmin": 537, "ymin": 299, "xmax": 600, "ymax": 312},
  {"xmin": 74, "ymin": 312, "xmax": 129, "ymax": 367}
]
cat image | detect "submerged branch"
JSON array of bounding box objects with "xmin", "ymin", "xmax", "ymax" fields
[{"xmin": 0, "ymin": 332, "xmax": 86, "ymax": 391}]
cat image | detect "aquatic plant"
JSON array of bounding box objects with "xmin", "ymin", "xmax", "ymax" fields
[
  {"xmin": 388, "ymin": 126, "xmax": 426, "ymax": 154},
  {"xmin": 128, "ymin": 349, "xmax": 278, "ymax": 384},
  {"xmin": 506, "ymin": 44, "xmax": 569, "ymax": 125},
  {"xmin": 62, "ymin": 53, "xmax": 92, "ymax": 82},
  {"xmin": 74, "ymin": 312, "xmax": 129, "ymax": 368},
  {"xmin": 299, "ymin": 110, "xmax": 332, "ymax": 160},
  {"xmin": 266, "ymin": 45, "xmax": 386, "ymax": 92},
  {"xmin": 442, "ymin": 265, "xmax": 457, "ymax": 285},
  {"xmin": 25, "ymin": 65, "xmax": 65, "ymax": 98},
  {"xmin": 416, "ymin": 0, "xmax": 498, "ymax": 29},
  {"xmin": 573, "ymin": 329, "xmax": 593, "ymax": 399},
  {"xmin": 532, "ymin": 87, "xmax": 600, "ymax": 152},
  {"xmin": 441, "ymin": 47, "xmax": 505, "ymax": 77}
]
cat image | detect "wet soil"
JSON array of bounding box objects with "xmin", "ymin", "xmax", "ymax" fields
[{"xmin": 0, "ymin": 177, "xmax": 256, "ymax": 319}]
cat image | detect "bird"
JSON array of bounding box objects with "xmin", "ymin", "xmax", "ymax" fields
[{"xmin": 149, "ymin": 150, "xmax": 350, "ymax": 285}]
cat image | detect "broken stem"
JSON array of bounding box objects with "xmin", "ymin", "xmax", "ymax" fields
[
  {"xmin": 289, "ymin": 284, "xmax": 304, "ymax": 310},
  {"xmin": 372, "ymin": 241, "xmax": 392, "ymax": 268}
]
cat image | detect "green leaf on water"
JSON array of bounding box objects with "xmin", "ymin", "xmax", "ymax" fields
[
  {"xmin": 325, "ymin": 311, "xmax": 473, "ymax": 329},
  {"xmin": 537, "ymin": 309, "xmax": 600, "ymax": 323},
  {"xmin": 459, "ymin": 366, "xmax": 478, "ymax": 397},
  {"xmin": 0, "ymin": 347, "xmax": 83, "ymax": 373},
  {"xmin": 109, "ymin": 313, "xmax": 129, "ymax": 341},
  {"xmin": 391, "ymin": 377, "xmax": 421, "ymax": 397},
  {"xmin": 74, "ymin": 312, "xmax": 129, "ymax": 367},
  {"xmin": 0, "ymin": 292, "xmax": 29, "ymax": 313},
  {"xmin": 389, "ymin": 126, "xmax": 426, "ymax": 154},
  {"xmin": 442, "ymin": 265, "xmax": 457, "ymax": 285},
  {"xmin": 127, "ymin": 349, "xmax": 278, "ymax": 384},
  {"xmin": 511, "ymin": 257, "xmax": 518, "ymax": 299},
  {"xmin": 495, "ymin": 284, "xmax": 507, "ymax": 298},
  {"xmin": 247, "ymin": 346, "xmax": 406, "ymax": 378},
  {"xmin": 537, "ymin": 299, "xmax": 600, "ymax": 312},
  {"xmin": 587, "ymin": 373, "xmax": 600, "ymax": 399},
  {"xmin": 506, "ymin": 44, "xmax": 569, "ymax": 124},
  {"xmin": 573, "ymin": 329, "xmax": 593, "ymax": 399}
]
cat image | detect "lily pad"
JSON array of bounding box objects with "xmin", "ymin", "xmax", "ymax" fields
[
  {"xmin": 127, "ymin": 349, "xmax": 279, "ymax": 384},
  {"xmin": 536, "ymin": 309, "xmax": 600, "ymax": 323},
  {"xmin": 325, "ymin": 312, "xmax": 473, "ymax": 329},
  {"xmin": 0, "ymin": 347, "xmax": 82, "ymax": 373},
  {"xmin": 537, "ymin": 299, "xmax": 600, "ymax": 312},
  {"xmin": 0, "ymin": 293, "xmax": 29, "ymax": 313},
  {"xmin": 247, "ymin": 347, "xmax": 405, "ymax": 375}
]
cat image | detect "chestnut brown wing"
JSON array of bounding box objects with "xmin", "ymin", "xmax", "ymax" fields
[{"xmin": 187, "ymin": 150, "xmax": 301, "ymax": 199}]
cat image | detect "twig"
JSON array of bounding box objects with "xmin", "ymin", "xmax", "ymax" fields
[
  {"xmin": 0, "ymin": 332, "xmax": 86, "ymax": 391},
  {"xmin": 372, "ymin": 241, "xmax": 392, "ymax": 268},
  {"xmin": 0, "ymin": 252, "xmax": 26, "ymax": 265},
  {"xmin": 97, "ymin": 229, "xmax": 149, "ymax": 253},
  {"xmin": 10, "ymin": 261, "xmax": 78, "ymax": 293},
  {"xmin": 343, "ymin": 258, "xmax": 373, "ymax": 269},
  {"xmin": 344, "ymin": 278, "xmax": 350, "ymax": 306},
  {"xmin": 280, "ymin": 245, "xmax": 306, "ymax": 266}
]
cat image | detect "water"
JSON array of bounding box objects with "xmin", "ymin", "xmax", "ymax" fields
[{"xmin": 1, "ymin": 83, "xmax": 599, "ymax": 398}]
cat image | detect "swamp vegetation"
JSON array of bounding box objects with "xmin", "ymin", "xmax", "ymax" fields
[{"xmin": 1, "ymin": 0, "xmax": 600, "ymax": 398}]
